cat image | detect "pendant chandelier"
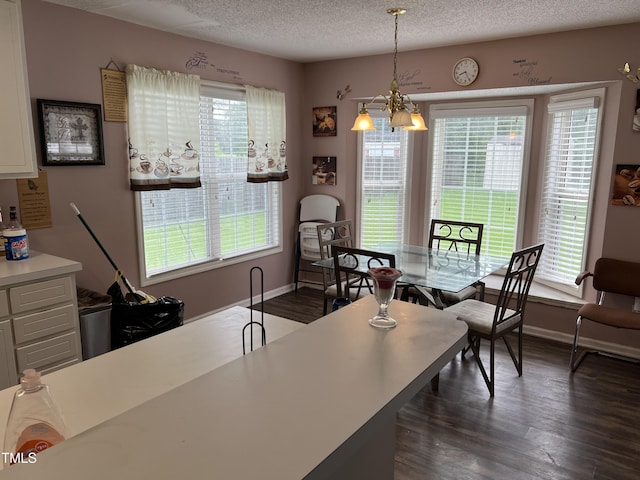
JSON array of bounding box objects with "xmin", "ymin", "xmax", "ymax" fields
[{"xmin": 351, "ymin": 8, "xmax": 427, "ymax": 132}]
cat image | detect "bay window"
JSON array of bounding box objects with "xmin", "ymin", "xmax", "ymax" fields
[{"xmin": 428, "ymin": 101, "xmax": 533, "ymax": 257}]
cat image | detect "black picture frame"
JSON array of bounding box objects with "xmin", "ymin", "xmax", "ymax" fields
[{"xmin": 37, "ymin": 99, "xmax": 105, "ymax": 166}]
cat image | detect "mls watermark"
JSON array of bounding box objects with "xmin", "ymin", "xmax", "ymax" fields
[{"xmin": 2, "ymin": 452, "xmax": 37, "ymax": 465}]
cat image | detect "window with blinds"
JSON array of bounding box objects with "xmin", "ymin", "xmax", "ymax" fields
[
  {"xmin": 536, "ymin": 91, "xmax": 603, "ymax": 292},
  {"xmin": 428, "ymin": 102, "xmax": 532, "ymax": 257},
  {"xmin": 137, "ymin": 83, "xmax": 281, "ymax": 282},
  {"xmin": 357, "ymin": 113, "xmax": 410, "ymax": 247}
]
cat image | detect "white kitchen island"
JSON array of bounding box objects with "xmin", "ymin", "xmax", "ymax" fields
[{"xmin": 0, "ymin": 295, "xmax": 467, "ymax": 479}]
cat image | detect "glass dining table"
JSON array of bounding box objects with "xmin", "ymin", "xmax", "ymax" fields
[{"xmin": 313, "ymin": 242, "xmax": 511, "ymax": 309}]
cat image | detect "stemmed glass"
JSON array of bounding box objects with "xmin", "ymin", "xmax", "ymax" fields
[{"xmin": 367, "ymin": 267, "xmax": 402, "ymax": 328}]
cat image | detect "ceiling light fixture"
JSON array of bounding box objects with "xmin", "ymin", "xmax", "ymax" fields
[{"xmin": 351, "ymin": 8, "xmax": 427, "ymax": 132}]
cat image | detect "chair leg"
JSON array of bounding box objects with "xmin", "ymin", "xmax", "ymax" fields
[
  {"xmin": 477, "ymin": 281, "xmax": 486, "ymax": 302},
  {"xmin": 489, "ymin": 339, "xmax": 495, "ymax": 397},
  {"xmin": 570, "ymin": 316, "xmax": 584, "ymax": 372},
  {"xmin": 518, "ymin": 325, "xmax": 523, "ymax": 375},
  {"xmin": 294, "ymin": 245, "xmax": 301, "ymax": 293},
  {"xmin": 502, "ymin": 327, "xmax": 523, "ymax": 377},
  {"xmin": 570, "ymin": 316, "xmax": 640, "ymax": 371},
  {"xmin": 468, "ymin": 335, "xmax": 494, "ymax": 396},
  {"xmin": 323, "ymin": 297, "xmax": 328, "ymax": 316},
  {"xmin": 399, "ymin": 286, "xmax": 409, "ymax": 302}
]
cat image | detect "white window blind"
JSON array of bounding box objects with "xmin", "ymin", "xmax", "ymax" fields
[
  {"xmin": 358, "ymin": 113, "xmax": 410, "ymax": 247},
  {"xmin": 429, "ymin": 103, "xmax": 530, "ymax": 257},
  {"xmin": 537, "ymin": 92, "xmax": 602, "ymax": 291},
  {"xmin": 138, "ymin": 84, "xmax": 280, "ymax": 281}
]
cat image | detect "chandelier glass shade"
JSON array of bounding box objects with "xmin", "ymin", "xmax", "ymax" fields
[{"xmin": 351, "ymin": 8, "xmax": 427, "ymax": 132}]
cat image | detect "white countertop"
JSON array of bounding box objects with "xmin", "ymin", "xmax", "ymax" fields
[
  {"xmin": 0, "ymin": 296, "xmax": 466, "ymax": 479},
  {"xmin": 0, "ymin": 251, "xmax": 82, "ymax": 288},
  {"xmin": 0, "ymin": 306, "xmax": 304, "ymax": 470}
]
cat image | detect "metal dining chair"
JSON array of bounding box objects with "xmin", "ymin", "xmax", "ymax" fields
[
  {"xmin": 331, "ymin": 245, "xmax": 396, "ymax": 299},
  {"xmin": 429, "ymin": 219, "xmax": 485, "ymax": 303},
  {"xmin": 444, "ymin": 243, "xmax": 544, "ymax": 396},
  {"xmin": 402, "ymin": 219, "xmax": 485, "ymax": 307},
  {"xmin": 316, "ymin": 220, "xmax": 360, "ymax": 314}
]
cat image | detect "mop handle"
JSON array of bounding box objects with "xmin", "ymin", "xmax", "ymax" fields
[{"xmin": 69, "ymin": 203, "xmax": 137, "ymax": 296}]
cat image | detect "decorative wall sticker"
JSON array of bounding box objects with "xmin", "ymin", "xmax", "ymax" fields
[
  {"xmin": 512, "ymin": 58, "xmax": 552, "ymax": 85},
  {"xmin": 336, "ymin": 85, "xmax": 351, "ymax": 100},
  {"xmin": 185, "ymin": 51, "xmax": 209, "ymax": 70}
]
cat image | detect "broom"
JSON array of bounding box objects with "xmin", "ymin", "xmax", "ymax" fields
[{"xmin": 70, "ymin": 203, "xmax": 155, "ymax": 304}]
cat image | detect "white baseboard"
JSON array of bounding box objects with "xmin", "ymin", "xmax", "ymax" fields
[{"xmin": 523, "ymin": 325, "xmax": 640, "ymax": 360}]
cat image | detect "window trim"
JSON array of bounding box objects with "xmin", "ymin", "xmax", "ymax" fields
[
  {"xmin": 424, "ymin": 99, "xmax": 535, "ymax": 250},
  {"xmin": 355, "ymin": 107, "xmax": 414, "ymax": 247},
  {"xmin": 134, "ymin": 80, "xmax": 283, "ymax": 287},
  {"xmin": 535, "ymin": 88, "xmax": 605, "ymax": 296}
]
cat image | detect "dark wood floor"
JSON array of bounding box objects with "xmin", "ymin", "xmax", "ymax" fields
[{"xmin": 257, "ymin": 287, "xmax": 640, "ymax": 480}]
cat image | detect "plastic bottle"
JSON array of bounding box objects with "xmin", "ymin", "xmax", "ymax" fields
[
  {"xmin": 2, "ymin": 206, "xmax": 28, "ymax": 261},
  {"xmin": 0, "ymin": 207, "xmax": 6, "ymax": 257},
  {"xmin": 3, "ymin": 369, "xmax": 67, "ymax": 466},
  {"xmin": 6, "ymin": 206, "xmax": 21, "ymax": 229}
]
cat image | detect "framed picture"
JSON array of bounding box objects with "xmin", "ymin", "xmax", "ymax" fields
[
  {"xmin": 312, "ymin": 156, "xmax": 336, "ymax": 185},
  {"xmin": 312, "ymin": 106, "xmax": 337, "ymax": 137},
  {"xmin": 611, "ymin": 164, "xmax": 640, "ymax": 206},
  {"xmin": 634, "ymin": 89, "xmax": 640, "ymax": 132},
  {"xmin": 37, "ymin": 99, "xmax": 105, "ymax": 165}
]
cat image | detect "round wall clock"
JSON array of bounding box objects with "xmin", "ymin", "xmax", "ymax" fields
[{"xmin": 452, "ymin": 57, "xmax": 479, "ymax": 86}]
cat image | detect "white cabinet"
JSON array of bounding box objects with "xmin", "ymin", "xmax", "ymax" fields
[
  {"xmin": 0, "ymin": 318, "xmax": 17, "ymax": 391},
  {"xmin": 0, "ymin": 0, "xmax": 38, "ymax": 179},
  {"xmin": 0, "ymin": 253, "xmax": 83, "ymax": 390}
]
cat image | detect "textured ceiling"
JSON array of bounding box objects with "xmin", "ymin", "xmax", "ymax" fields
[{"xmin": 43, "ymin": 0, "xmax": 640, "ymax": 62}]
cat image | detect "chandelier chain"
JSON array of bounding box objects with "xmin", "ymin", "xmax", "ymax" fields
[
  {"xmin": 350, "ymin": 7, "xmax": 427, "ymax": 132},
  {"xmin": 393, "ymin": 13, "xmax": 399, "ymax": 80}
]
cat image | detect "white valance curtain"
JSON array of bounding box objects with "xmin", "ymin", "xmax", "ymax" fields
[
  {"xmin": 245, "ymin": 85, "xmax": 288, "ymax": 182},
  {"xmin": 126, "ymin": 64, "xmax": 201, "ymax": 191}
]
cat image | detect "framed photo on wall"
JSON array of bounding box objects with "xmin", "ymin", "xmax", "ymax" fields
[
  {"xmin": 312, "ymin": 106, "xmax": 337, "ymax": 137},
  {"xmin": 37, "ymin": 99, "xmax": 105, "ymax": 166},
  {"xmin": 312, "ymin": 156, "xmax": 337, "ymax": 185},
  {"xmin": 611, "ymin": 164, "xmax": 640, "ymax": 206}
]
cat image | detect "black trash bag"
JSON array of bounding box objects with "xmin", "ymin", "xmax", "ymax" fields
[
  {"xmin": 110, "ymin": 293, "xmax": 184, "ymax": 349},
  {"xmin": 107, "ymin": 281, "xmax": 126, "ymax": 304}
]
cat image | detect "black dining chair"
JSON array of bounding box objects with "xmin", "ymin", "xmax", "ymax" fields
[
  {"xmin": 316, "ymin": 220, "xmax": 362, "ymax": 314},
  {"xmin": 444, "ymin": 243, "xmax": 544, "ymax": 396},
  {"xmin": 332, "ymin": 245, "xmax": 396, "ymax": 299},
  {"xmin": 402, "ymin": 219, "xmax": 485, "ymax": 307}
]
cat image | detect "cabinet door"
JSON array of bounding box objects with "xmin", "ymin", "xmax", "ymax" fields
[
  {"xmin": 0, "ymin": 0, "xmax": 37, "ymax": 179},
  {"xmin": 13, "ymin": 303, "xmax": 77, "ymax": 345},
  {"xmin": 0, "ymin": 320, "xmax": 18, "ymax": 389},
  {"xmin": 15, "ymin": 330, "xmax": 79, "ymax": 373},
  {"xmin": 9, "ymin": 276, "xmax": 74, "ymax": 314},
  {"xmin": 0, "ymin": 289, "xmax": 8, "ymax": 318}
]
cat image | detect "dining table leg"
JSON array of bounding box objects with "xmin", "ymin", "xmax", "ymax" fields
[
  {"xmin": 430, "ymin": 373, "xmax": 440, "ymax": 392},
  {"xmin": 413, "ymin": 286, "xmax": 445, "ymax": 309}
]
